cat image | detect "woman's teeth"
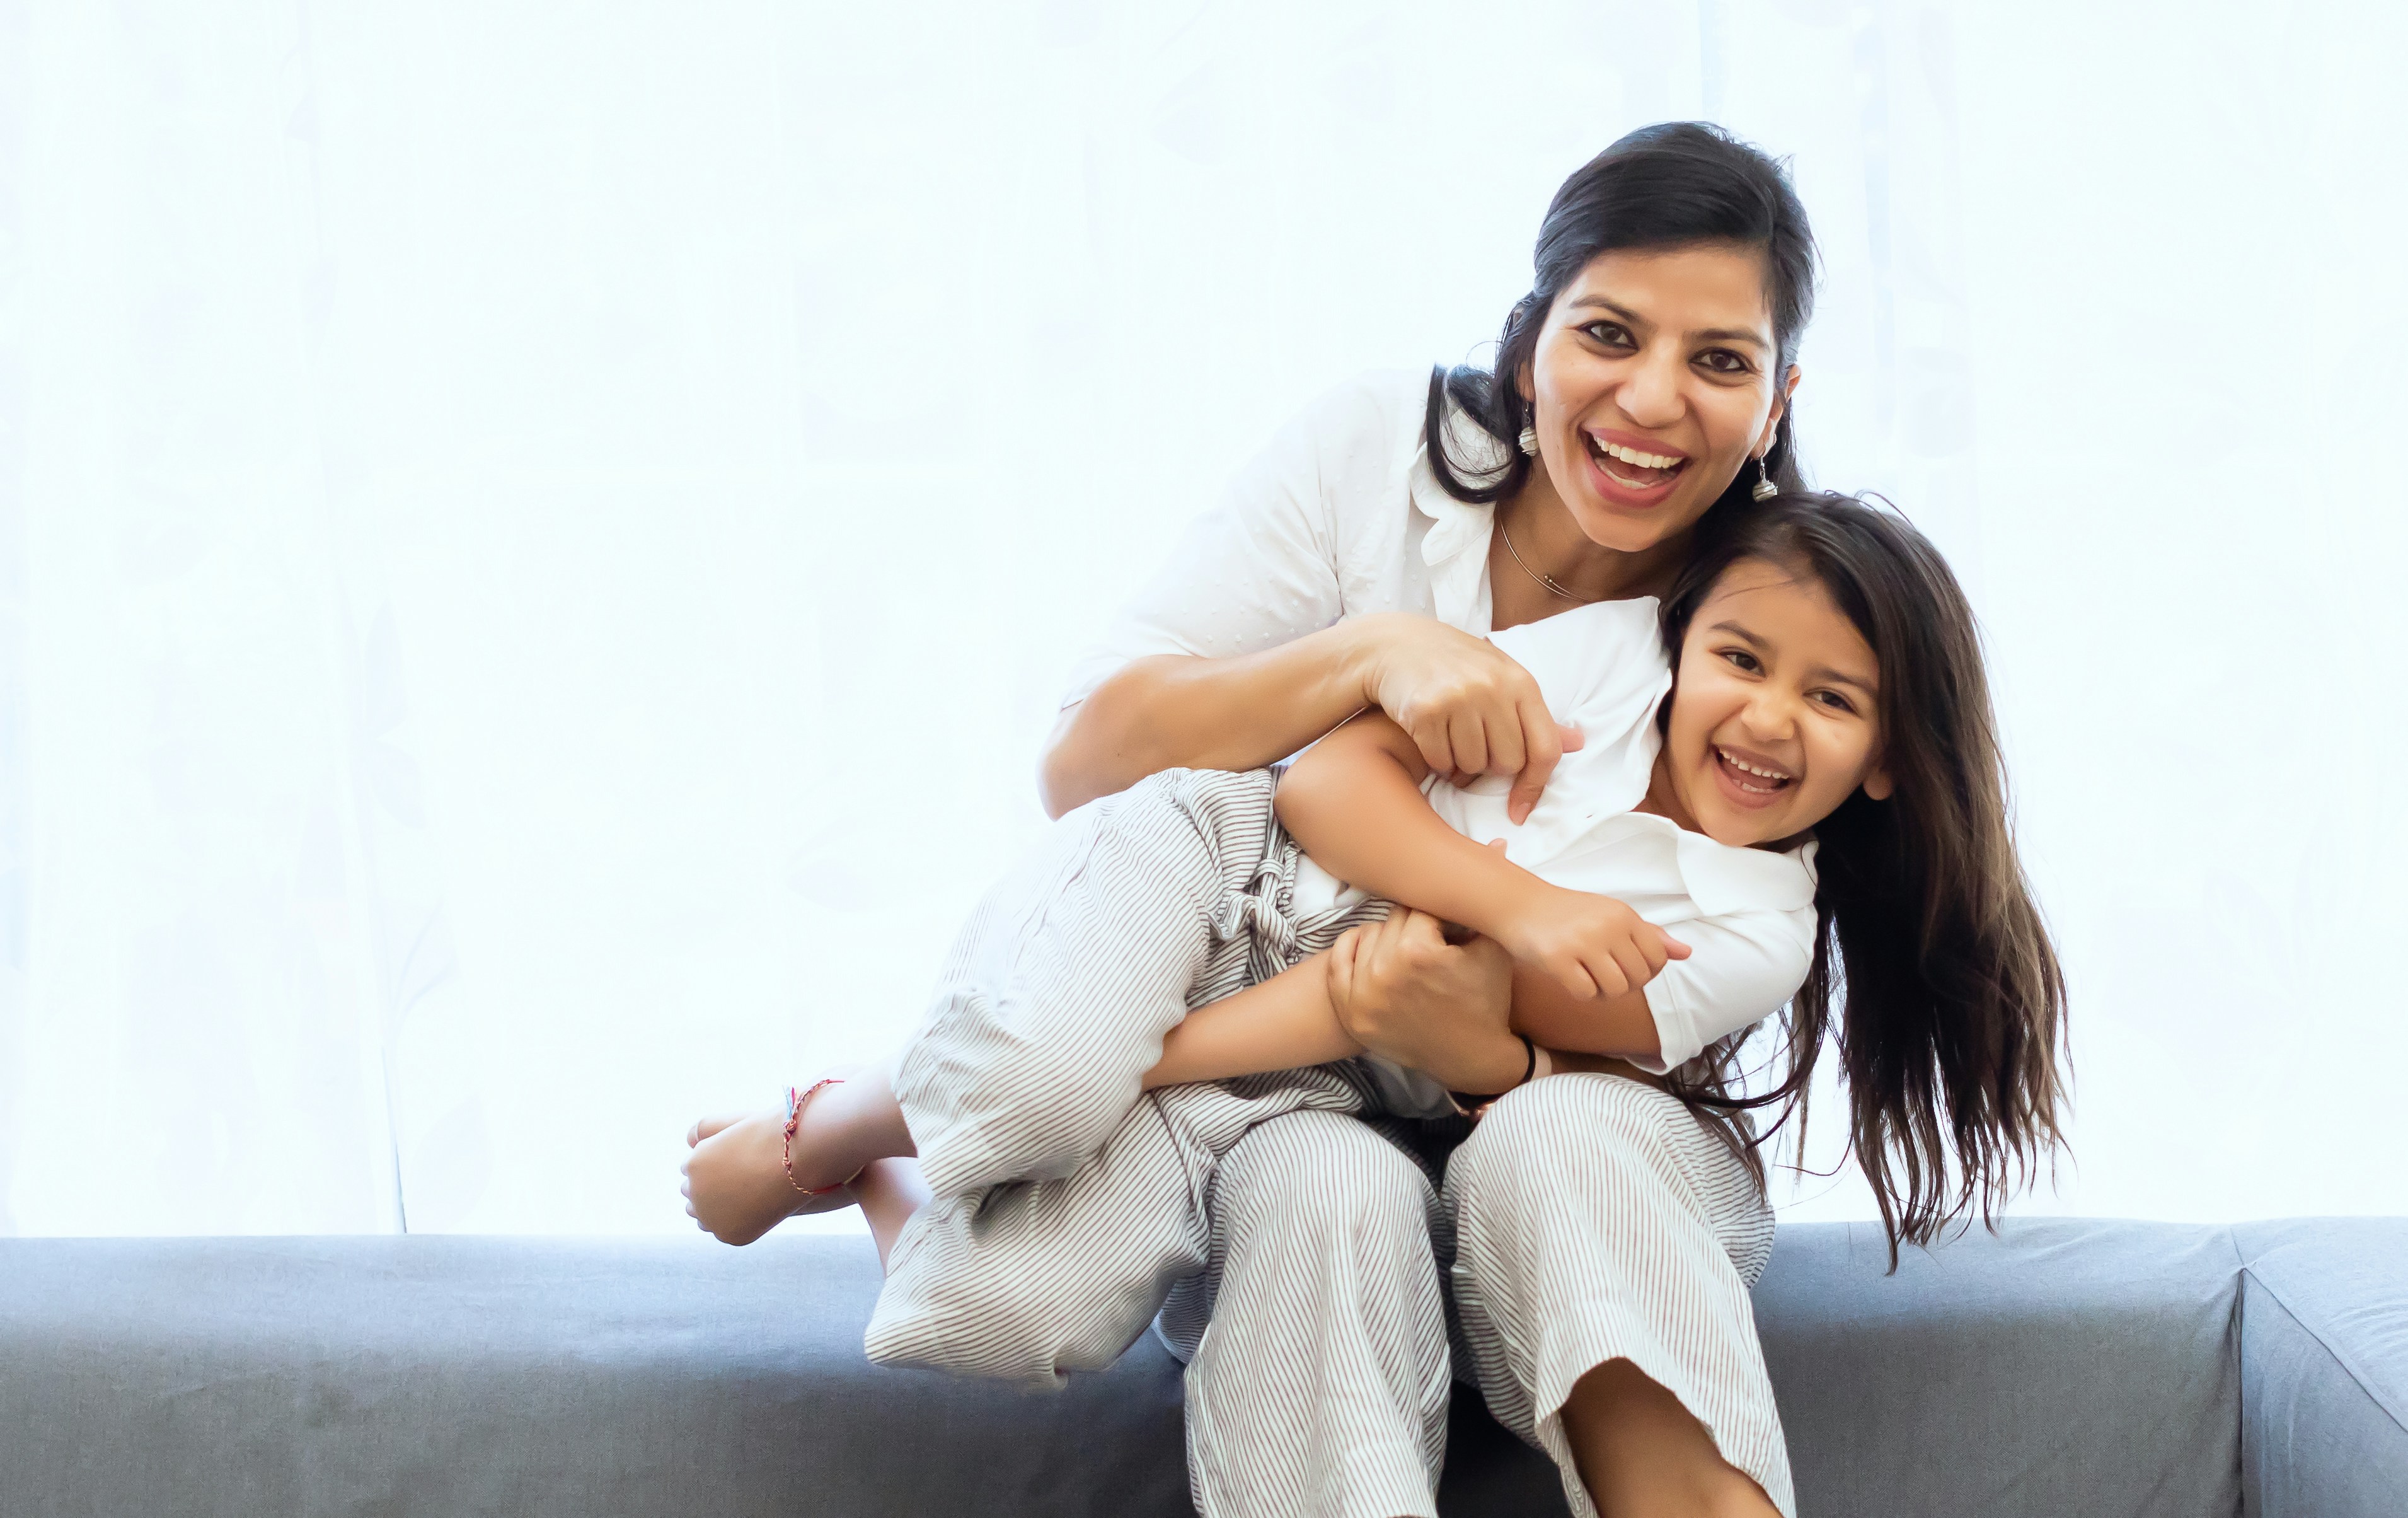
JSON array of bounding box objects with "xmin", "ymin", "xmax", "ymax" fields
[
  {"xmin": 1586, "ymin": 434, "xmax": 1685, "ymax": 487},
  {"xmin": 1715, "ymin": 746, "xmax": 1793, "ymax": 793}
]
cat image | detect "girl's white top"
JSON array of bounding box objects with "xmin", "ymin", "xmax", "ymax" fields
[{"xmin": 1066, "ymin": 371, "xmax": 1819, "ymax": 1086}]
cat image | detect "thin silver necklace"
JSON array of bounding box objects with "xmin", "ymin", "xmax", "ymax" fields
[{"xmin": 1495, "ymin": 510, "xmax": 1601, "ymax": 603}]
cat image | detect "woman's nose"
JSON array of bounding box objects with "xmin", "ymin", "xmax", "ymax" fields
[{"xmin": 1616, "ymin": 348, "xmax": 1686, "ymax": 429}]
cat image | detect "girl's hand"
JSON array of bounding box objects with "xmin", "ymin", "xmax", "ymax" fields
[
  {"xmin": 1325, "ymin": 908, "xmax": 1528, "ymax": 1094},
  {"xmin": 1496, "ymin": 883, "xmax": 1691, "ymax": 1001},
  {"xmin": 1352, "ymin": 613, "xmax": 1584, "ymax": 824}
]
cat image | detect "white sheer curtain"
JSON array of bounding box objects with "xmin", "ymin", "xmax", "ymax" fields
[{"xmin": 4, "ymin": 0, "xmax": 2403, "ymax": 1236}]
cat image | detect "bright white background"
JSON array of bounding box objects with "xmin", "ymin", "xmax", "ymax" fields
[{"xmin": 3, "ymin": 0, "xmax": 2404, "ymax": 1237}]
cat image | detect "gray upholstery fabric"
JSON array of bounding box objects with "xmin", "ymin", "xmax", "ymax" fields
[
  {"xmin": 1, "ymin": 1219, "xmax": 2398, "ymax": 1517},
  {"xmin": 1754, "ymin": 1219, "xmax": 2245, "ymax": 1517},
  {"xmin": 2234, "ymin": 1218, "xmax": 2408, "ymax": 1518},
  {"xmin": 0, "ymin": 1236, "xmax": 1188, "ymax": 1517}
]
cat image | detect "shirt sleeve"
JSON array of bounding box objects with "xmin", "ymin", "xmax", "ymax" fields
[
  {"xmin": 1057, "ymin": 376, "xmax": 1401, "ymax": 708},
  {"xmin": 1630, "ymin": 907, "xmax": 1818, "ymax": 1074}
]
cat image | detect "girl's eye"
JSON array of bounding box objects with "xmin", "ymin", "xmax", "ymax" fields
[
  {"xmin": 1718, "ymin": 649, "xmax": 1761, "ymax": 674},
  {"xmin": 1812, "ymin": 690, "xmax": 1857, "ymax": 715}
]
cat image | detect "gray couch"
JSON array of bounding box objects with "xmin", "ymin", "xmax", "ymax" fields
[{"xmin": 2, "ymin": 1217, "xmax": 2400, "ymax": 1516}]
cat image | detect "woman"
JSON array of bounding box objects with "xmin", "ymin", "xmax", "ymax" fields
[{"xmin": 1036, "ymin": 123, "xmax": 1818, "ymax": 1517}]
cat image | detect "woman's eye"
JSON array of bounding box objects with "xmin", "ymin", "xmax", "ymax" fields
[
  {"xmin": 1584, "ymin": 322, "xmax": 1635, "ymax": 349},
  {"xmin": 1697, "ymin": 349, "xmax": 1750, "ymax": 375}
]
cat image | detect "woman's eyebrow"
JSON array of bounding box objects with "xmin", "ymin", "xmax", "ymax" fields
[{"xmin": 1565, "ymin": 297, "xmax": 1768, "ymax": 349}]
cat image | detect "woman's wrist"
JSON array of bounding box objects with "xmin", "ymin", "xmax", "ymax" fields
[{"xmin": 1331, "ymin": 611, "xmax": 1396, "ymax": 712}]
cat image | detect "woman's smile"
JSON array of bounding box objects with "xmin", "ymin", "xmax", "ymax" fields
[{"xmin": 1581, "ymin": 427, "xmax": 1691, "ymax": 507}]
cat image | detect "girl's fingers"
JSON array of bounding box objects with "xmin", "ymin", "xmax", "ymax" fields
[
  {"xmin": 1658, "ymin": 930, "xmax": 1692, "ymax": 961},
  {"xmin": 1610, "ymin": 941, "xmax": 1652, "ymax": 992},
  {"xmin": 689, "ymin": 1113, "xmax": 745, "ymax": 1147}
]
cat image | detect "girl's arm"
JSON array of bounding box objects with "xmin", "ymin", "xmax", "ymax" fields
[
  {"xmin": 1140, "ymin": 953, "xmax": 1667, "ymax": 1085},
  {"xmin": 1141, "ymin": 952, "xmax": 1359, "ymax": 1089},
  {"xmin": 1275, "ymin": 712, "xmax": 1690, "ymax": 1002},
  {"xmin": 1506, "ymin": 965, "xmax": 1663, "ymax": 1061}
]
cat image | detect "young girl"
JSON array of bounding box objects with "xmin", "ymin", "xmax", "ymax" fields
[{"xmin": 684, "ymin": 492, "xmax": 2064, "ymax": 1383}]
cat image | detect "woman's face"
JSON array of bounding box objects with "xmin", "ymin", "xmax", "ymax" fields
[
  {"xmin": 1658, "ymin": 557, "xmax": 1891, "ymax": 849},
  {"xmin": 1521, "ymin": 243, "xmax": 1797, "ymax": 551}
]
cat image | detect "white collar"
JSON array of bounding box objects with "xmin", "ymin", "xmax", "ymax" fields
[
  {"xmin": 1669, "ymin": 821, "xmax": 1819, "ymax": 917},
  {"xmin": 1407, "ymin": 393, "xmax": 1511, "ymax": 633}
]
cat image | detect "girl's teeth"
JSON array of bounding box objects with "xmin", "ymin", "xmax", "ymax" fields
[{"xmin": 1717, "ymin": 747, "xmax": 1792, "ymax": 785}]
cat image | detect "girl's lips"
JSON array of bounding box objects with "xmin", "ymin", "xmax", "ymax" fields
[{"xmin": 1709, "ymin": 745, "xmax": 1792, "ymax": 811}]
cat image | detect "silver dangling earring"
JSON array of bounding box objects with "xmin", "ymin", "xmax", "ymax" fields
[
  {"xmin": 1518, "ymin": 423, "xmax": 1538, "ymax": 456},
  {"xmin": 1751, "ymin": 448, "xmax": 1777, "ymax": 501}
]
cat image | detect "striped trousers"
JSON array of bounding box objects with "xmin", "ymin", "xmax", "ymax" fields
[{"xmin": 867, "ymin": 768, "xmax": 1792, "ymax": 1518}]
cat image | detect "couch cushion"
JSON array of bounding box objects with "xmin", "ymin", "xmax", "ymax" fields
[
  {"xmin": 1753, "ymin": 1218, "xmax": 2244, "ymax": 1517},
  {"xmin": 2233, "ymin": 1217, "xmax": 2408, "ymax": 1518},
  {"xmin": 0, "ymin": 1235, "xmax": 1187, "ymax": 1516},
  {"xmin": 0, "ymin": 1220, "xmax": 2279, "ymax": 1517}
]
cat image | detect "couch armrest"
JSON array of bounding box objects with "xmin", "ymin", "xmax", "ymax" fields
[{"xmin": 2235, "ymin": 1219, "xmax": 2408, "ymax": 1518}]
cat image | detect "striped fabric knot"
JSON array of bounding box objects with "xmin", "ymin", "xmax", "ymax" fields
[{"xmin": 1212, "ymin": 845, "xmax": 1304, "ymax": 982}]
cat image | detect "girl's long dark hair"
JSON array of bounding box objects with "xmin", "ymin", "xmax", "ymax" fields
[
  {"xmin": 1661, "ymin": 492, "xmax": 2070, "ymax": 1265},
  {"xmin": 1424, "ymin": 122, "xmax": 1819, "ymax": 512}
]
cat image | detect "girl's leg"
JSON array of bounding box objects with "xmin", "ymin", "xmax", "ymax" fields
[
  {"xmin": 1443, "ymin": 1074, "xmax": 1795, "ymax": 1518},
  {"xmin": 897, "ymin": 768, "xmax": 1296, "ymax": 1200},
  {"xmin": 852, "ymin": 1157, "xmax": 932, "ymax": 1272}
]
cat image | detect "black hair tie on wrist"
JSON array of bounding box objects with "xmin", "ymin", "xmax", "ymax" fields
[{"xmin": 1514, "ymin": 1033, "xmax": 1538, "ymax": 1088}]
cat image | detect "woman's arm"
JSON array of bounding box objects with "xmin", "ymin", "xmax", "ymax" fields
[{"xmin": 1040, "ymin": 614, "xmax": 1569, "ymax": 820}]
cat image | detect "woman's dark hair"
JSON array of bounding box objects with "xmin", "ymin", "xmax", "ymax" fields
[
  {"xmin": 1424, "ymin": 122, "xmax": 1818, "ymax": 512},
  {"xmin": 1659, "ymin": 492, "xmax": 2070, "ymax": 1265}
]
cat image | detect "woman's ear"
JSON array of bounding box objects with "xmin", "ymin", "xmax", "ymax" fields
[{"xmin": 1761, "ymin": 364, "xmax": 1802, "ymax": 452}]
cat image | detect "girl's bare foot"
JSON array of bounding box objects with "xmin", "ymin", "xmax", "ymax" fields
[
  {"xmin": 681, "ymin": 1063, "xmax": 918, "ymax": 1246},
  {"xmin": 682, "ymin": 1104, "xmax": 851, "ymax": 1246}
]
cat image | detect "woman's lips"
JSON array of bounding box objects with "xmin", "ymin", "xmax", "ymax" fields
[{"xmin": 1581, "ymin": 432, "xmax": 1685, "ymax": 509}]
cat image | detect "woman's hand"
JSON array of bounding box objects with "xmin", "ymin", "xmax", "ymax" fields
[
  {"xmin": 1352, "ymin": 613, "xmax": 1582, "ymax": 824},
  {"xmin": 1326, "ymin": 908, "xmax": 1528, "ymax": 1094},
  {"xmin": 1493, "ymin": 883, "xmax": 1691, "ymax": 1001}
]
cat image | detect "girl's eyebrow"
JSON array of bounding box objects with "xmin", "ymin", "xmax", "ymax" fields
[
  {"xmin": 1706, "ymin": 619, "xmax": 1879, "ymax": 695},
  {"xmin": 1566, "ymin": 296, "xmax": 1770, "ymax": 350}
]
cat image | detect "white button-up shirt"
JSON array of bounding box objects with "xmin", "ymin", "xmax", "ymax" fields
[
  {"xmin": 1065, "ymin": 371, "xmax": 1817, "ymax": 1094},
  {"xmin": 1063, "ymin": 370, "xmax": 1506, "ymax": 705}
]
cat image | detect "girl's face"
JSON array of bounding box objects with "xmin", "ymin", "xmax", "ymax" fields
[
  {"xmin": 1521, "ymin": 243, "xmax": 1799, "ymax": 552},
  {"xmin": 1657, "ymin": 557, "xmax": 1892, "ymax": 849}
]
